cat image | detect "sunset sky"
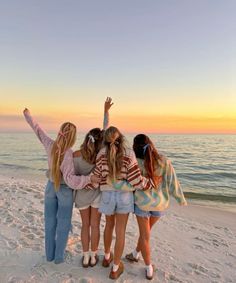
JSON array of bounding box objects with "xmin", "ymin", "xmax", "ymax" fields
[{"xmin": 0, "ymin": 0, "xmax": 235, "ymax": 134}]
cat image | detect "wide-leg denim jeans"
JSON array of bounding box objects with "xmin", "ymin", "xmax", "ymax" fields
[{"xmin": 44, "ymin": 181, "xmax": 73, "ymax": 264}]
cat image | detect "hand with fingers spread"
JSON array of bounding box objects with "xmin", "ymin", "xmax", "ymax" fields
[{"xmin": 104, "ymin": 97, "xmax": 114, "ymax": 113}]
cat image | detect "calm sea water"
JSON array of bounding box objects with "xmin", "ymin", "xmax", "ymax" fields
[{"xmin": 0, "ymin": 133, "xmax": 236, "ymax": 211}]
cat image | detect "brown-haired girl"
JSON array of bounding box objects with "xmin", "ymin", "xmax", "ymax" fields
[
  {"xmin": 73, "ymin": 97, "xmax": 113, "ymax": 268},
  {"xmin": 126, "ymin": 134, "xmax": 187, "ymax": 280}
]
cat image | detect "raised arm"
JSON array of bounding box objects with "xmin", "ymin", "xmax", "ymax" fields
[
  {"xmin": 166, "ymin": 160, "xmax": 187, "ymax": 206},
  {"xmin": 103, "ymin": 97, "xmax": 113, "ymax": 130},
  {"xmin": 23, "ymin": 108, "xmax": 53, "ymax": 151}
]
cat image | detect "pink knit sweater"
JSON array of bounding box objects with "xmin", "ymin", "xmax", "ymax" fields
[{"xmin": 24, "ymin": 112, "xmax": 91, "ymax": 190}]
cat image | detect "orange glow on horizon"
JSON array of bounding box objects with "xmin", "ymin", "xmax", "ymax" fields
[{"xmin": 1, "ymin": 112, "xmax": 236, "ymax": 134}]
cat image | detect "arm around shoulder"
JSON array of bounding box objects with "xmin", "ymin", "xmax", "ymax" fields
[{"xmin": 61, "ymin": 149, "xmax": 91, "ymax": 190}]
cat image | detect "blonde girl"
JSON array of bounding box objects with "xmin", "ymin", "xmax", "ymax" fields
[
  {"xmin": 23, "ymin": 108, "xmax": 99, "ymax": 264},
  {"xmin": 86, "ymin": 127, "xmax": 157, "ymax": 280}
]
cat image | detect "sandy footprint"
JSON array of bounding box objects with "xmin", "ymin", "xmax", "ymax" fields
[
  {"xmin": 31, "ymin": 263, "xmax": 48, "ymax": 279},
  {"xmin": 7, "ymin": 276, "xmax": 25, "ymax": 283},
  {"xmin": 5, "ymin": 239, "xmax": 18, "ymax": 250},
  {"xmin": 164, "ymin": 272, "xmax": 183, "ymax": 282}
]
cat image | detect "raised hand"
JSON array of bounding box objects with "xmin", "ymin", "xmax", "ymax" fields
[
  {"xmin": 23, "ymin": 108, "xmax": 30, "ymax": 116},
  {"xmin": 104, "ymin": 97, "xmax": 114, "ymax": 112}
]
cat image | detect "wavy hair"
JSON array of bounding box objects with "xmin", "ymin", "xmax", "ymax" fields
[
  {"xmin": 133, "ymin": 134, "xmax": 161, "ymax": 186},
  {"xmin": 104, "ymin": 126, "xmax": 125, "ymax": 181},
  {"xmin": 51, "ymin": 122, "xmax": 77, "ymax": 190},
  {"xmin": 80, "ymin": 128, "xmax": 104, "ymax": 164}
]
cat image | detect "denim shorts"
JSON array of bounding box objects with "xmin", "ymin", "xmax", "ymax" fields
[
  {"xmin": 134, "ymin": 204, "xmax": 165, "ymax": 218},
  {"xmin": 99, "ymin": 191, "xmax": 134, "ymax": 215}
]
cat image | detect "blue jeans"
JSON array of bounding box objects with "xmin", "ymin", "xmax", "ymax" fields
[{"xmin": 44, "ymin": 181, "xmax": 73, "ymax": 264}]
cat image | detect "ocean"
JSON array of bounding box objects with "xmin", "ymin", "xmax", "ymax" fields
[{"xmin": 0, "ymin": 133, "xmax": 235, "ymax": 212}]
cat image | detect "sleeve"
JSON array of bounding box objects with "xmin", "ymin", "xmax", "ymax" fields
[
  {"xmin": 84, "ymin": 152, "xmax": 103, "ymax": 190},
  {"xmin": 23, "ymin": 111, "xmax": 53, "ymax": 150},
  {"xmin": 61, "ymin": 150, "xmax": 91, "ymax": 190},
  {"xmin": 126, "ymin": 151, "xmax": 154, "ymax": 190},
  {"xmin": 166, "ymin": 160, "xmax": 187, "ymax": 206},
  {"xmin": 103, "ymin": 111, "xmax": 109, "ymax": 130}
]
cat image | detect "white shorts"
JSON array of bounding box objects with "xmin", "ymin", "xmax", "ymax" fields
[{"xmin": 79, "ymin": 194, "xmax": 101, "ymax": 211}]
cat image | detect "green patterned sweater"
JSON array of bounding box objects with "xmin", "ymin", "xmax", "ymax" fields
[{"xmin": 134, "ymin": 156, "xmax": 187, "ymax": 211}]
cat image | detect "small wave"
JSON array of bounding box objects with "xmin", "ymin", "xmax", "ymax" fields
[
  {"xmin": 0, "ymin": 153, "xmax": 11, "ymax": 157},
  {"xmin": 179, "ymin": 173, "xmax": 215, "ymax": 181},
  {"xmin": 0, "ymin": 163, "xmax": 46, "ymax": 172},
  {"xmin": 27, "ymin": 157, "xmax": 47, "ymax": 161},
  {"xmin": 184, "ymin": 191, "xmax": 236, "ymax": 203},
  {"xmin": 0, "ymin": 163, "xmax": 31, "ymax": 170},
  {"xmin": 213, "ymin": 172, "xmax": 236, "ymax": 178}
]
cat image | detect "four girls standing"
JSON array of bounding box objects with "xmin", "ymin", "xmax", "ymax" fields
[{"xmin": 23, "ymin": 98, "xmax": 187, "ymax": 280}]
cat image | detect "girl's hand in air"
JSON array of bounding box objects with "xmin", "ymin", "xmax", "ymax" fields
[
  {"xmin": 104, "ymin": 97, "xmax": 114, "ymax": 112},
  {"xmin": 23, "ymin": 108, "xmax": 30, "ymax": 116}
]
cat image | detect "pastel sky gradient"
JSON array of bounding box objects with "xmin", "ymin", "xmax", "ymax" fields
[{"xmin": 1, "ymin": 0, "xmax": 235, "ymax": 133}]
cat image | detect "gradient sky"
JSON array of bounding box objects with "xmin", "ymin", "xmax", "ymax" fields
[{"xmin": 0, "ymin": 0, "xmax": 235, "ymax": 133}]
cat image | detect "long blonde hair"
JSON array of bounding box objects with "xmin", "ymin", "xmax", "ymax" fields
[
  {"xmin": 51, "ymin": 122, "xmax": 77, "ymax": 190},
  {"xmin": 104, "ymin": 126, "xmax": 125, "ymax": 181}
]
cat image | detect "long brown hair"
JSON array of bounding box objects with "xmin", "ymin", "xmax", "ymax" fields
[
  {"xmin": 80, "ymin": 128, "xmax": 104, "ymax": 164},
  {"xmin": 104, "ymin": 126, "xmax": 125, "ymax": 181},
  {"xmin": 133, "ymin": 134, "xmax": 160, "ymax": 186},
  {"xmin": 51, "ymin": 122, "xmax": 77, "ymax": 190}
]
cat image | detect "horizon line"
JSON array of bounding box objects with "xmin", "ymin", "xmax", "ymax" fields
[{"xmin": 1, "ymin": 130, "xmax": 236, "ymax": 136}]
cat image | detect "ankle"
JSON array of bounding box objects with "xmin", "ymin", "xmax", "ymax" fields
[
  {"xmin": 90, "ymin": 251, "xmax": 97, "ymax": 264},
  {"xmin": 91, "ymin": 250, "xmax": 97, "ymax": 257},
  {"xmin": 83, "ymin": 251, "xmax": 90, "ymax": 265},
  {"xmin": 112, "ymin": 263, "xmax": 119, "ymax": 272},
  {"xmin": 133, "ymin": 249, "xmax": 140, "ymax": 259},
  {"xmin": 105, "ymin": 252, "xmax": 110, "ymax": 260},
  {"xmin": 146, "ymin": 264, "xmax": 153, "ymax": 277}
]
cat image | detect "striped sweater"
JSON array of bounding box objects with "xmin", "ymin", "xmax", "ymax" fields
[{"xmin": 86, "ymin": 147, "xmax": 154, "ymax": 191}]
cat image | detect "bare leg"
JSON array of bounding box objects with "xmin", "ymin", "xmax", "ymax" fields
[
  {"xmin": 136, "ymin": 216, "xmax": 160, "ymax": 253},
  {"xmin": 90, "ymin": 207, "xmax": 101, "ymax": 252},
  {"xmin": 113, "ymin": 213, "xmax": 129, "ymax": 265},
  {"xmin": 136, "ymin": 216, "xmax": 160, "ymax": 265},
  {"xmin": 104, "ymin": 215, "xmax": 115, "ymax": 254},
  {"xmin": 80, "ymin": 207, "xmax": 91, "ymax": 252}
]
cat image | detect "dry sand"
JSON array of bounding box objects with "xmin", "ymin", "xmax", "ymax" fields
[{"xmin": 0, "ymin": 176, "xmax": 235, "ymax": 283}]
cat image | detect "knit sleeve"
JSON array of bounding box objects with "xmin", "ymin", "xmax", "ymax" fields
[
  {"xmin": 127, "ymin": 150, "xmax": 154, "ymax": 190},
  {"xmin": 84, "ymin": 150, "xmax": 103, "ymax": 190},
  {"xmin": 62, "ymin": 150, "xmax": 91, "ymax": 190},
  {"xmin": 23, "ymin": 111, "xmax": 53, "ymax": 151},
  {"xmin": 166, "ymin": 160, "xmax": 187, "ymax": 206}
]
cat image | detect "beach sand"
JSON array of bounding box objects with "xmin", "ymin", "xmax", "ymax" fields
[{"xmin": 0, "ymin": 176, "xmax": 235, "ymax": 283}]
